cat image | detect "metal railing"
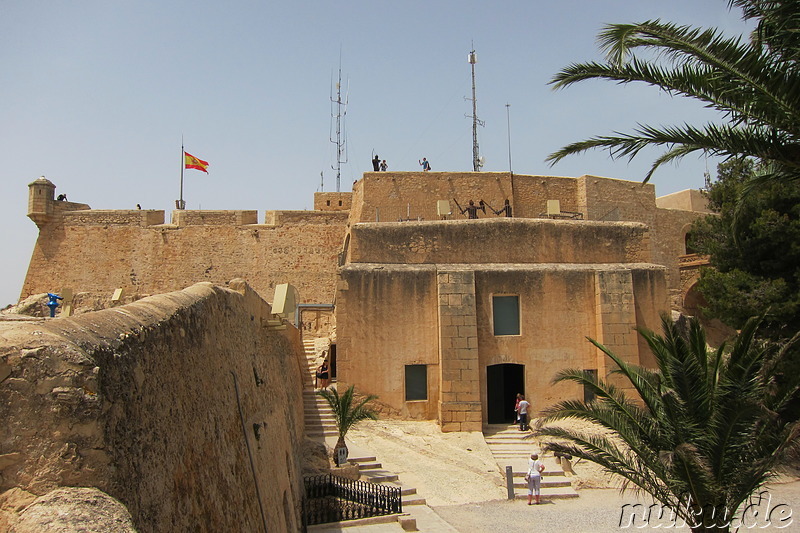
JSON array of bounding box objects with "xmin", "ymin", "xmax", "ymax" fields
[{"xmin": 302, "ymin": 473, "xmax": 402, "ymax": 526}]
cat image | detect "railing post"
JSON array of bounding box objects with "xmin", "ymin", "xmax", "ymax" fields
[{"xmin": 506, "ymin": 465, "xmax": 515, "ymax": 500}]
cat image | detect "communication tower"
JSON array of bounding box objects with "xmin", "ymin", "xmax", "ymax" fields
[
  {"xmin": 466, "ymin": 48, "xmax": 485, "ymax": 172},
  {"xmin": 330, "ymin": 62, "xmax": 349, "ymax": 192}
]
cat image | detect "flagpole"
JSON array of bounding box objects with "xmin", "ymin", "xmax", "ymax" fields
[{"xmin": 179, "ymin": 137, "xmax": 185, "ymax": 210}]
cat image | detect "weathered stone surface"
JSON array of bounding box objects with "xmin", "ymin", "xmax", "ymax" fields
[
  {"xmin": 0, "ymin": 487, "xmax": 36, "ymax": 532},
  {"xmin": 0, "ymin": 282, "xmax": 305, "ymax": 532},
  {"xmin": 10, "ymin": 487, "xmax": 136, "ymax": 533}
]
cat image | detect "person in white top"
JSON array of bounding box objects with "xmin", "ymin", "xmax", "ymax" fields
[
  {"xmin": 525, "ymin": 453, "xmax": 546, "ymax": 505},
  {"xmin": 516, "ymin": 395, "xmax": 530, "ymax": 431}
]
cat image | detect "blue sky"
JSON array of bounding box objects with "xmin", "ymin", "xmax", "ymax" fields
[{"xmin": 0, "ymin": 1, "xmax": 752, "ymax": 307}]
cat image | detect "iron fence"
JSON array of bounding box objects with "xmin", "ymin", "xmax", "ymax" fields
[{"xmin": 302, "ymin": 473, "xmax": 402, "ymax": 526}]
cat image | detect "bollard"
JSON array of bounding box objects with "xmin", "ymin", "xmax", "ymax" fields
[{"xmin": 506, "ymin": 465, "xmax": 515, "ymax": 500}]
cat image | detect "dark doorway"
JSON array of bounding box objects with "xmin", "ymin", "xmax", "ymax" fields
[{"xmin": 487, "ymin": 363, "xmax": 525, "ymax": 424}]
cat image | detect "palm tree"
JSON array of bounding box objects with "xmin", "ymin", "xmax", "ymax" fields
[
  {"xmin": 546, "ymin": 0, "xmax": 800, "ymax": 188},
  {"xmin": 317, "ymin": 385, "xmax": 378, "ymax": 466},
  {"xmin": 537, "ymin": 315, "xmax": 799, "ymax": 533}
]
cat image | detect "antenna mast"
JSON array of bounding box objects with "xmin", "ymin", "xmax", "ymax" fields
[
  {"xmin": 467, "ymin": 47, "xmax": 484, "ymax": 172},
  {"xmin": 330, "ymin": 60, "xmax": 348, "ymax": 192}
]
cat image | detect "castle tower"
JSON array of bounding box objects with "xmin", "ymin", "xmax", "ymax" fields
[{"xmin": 28, "ymin": 176, "xmax": 56, "ymax": 228}]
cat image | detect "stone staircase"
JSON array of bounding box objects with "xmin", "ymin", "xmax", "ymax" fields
[
  {"xmin": 483, "ymin": 424, "xmax": 578, "ymax": 500},
  {"xmin": 302, "ymin": 338, "xmax": 321, "ymax": 389},
  {"xmin": 303, "ymin": 388, "xmax": 338, "ymax": 438},
  {"xmin": 301, "ymin": 337, "xmax": 426, "ymax": 511},
  {"xmin": 302, "ymin": 339, "xmax": 337, "ymax": 438},
  {"xmin": 348, "ymin": 455, "xmax": 428, "ymax": 507}
]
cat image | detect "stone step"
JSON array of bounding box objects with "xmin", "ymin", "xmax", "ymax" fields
[
  {"xmin": 303, "ymin": 399, "xmax": 332, "ymax": 406},
  {"xmin": 513, "ymin": 487, "xmax": 579, "ymax": 500},
  {"xmin": 485, "ymin": 443, "xmax": 540, "ymax": 450},
  {"xmin": 359, "ymin": 469, "xmax": 399, "ymax": 483},
  {"xmin": 505, "ymin": 469, "xmax": 566, "ymax": 478},
  {"xmin": 304, "ymin": 406, "xmax": 334, "ymax": 413},
  {"xmin": 305, "ymin": 422, "xmax": 337, "ymax": 431},
  {"xmin": 347, "ymin": 456, "xmax": 377, "ymax": 463},
  {"xmin": 304, "ymin": 411, "xmax": 335, "ymax": 418},
  {"xmin": 484, "ymin": 433, "xmax": 538, "ymax": 441},
  {"xmin": 513, "ymin": 479, "xmax": 572, "ymax": 488},
  {"xmin": 484, "ymin": 427, "xmax": 579, "ymax": 502},
  {"xmin": 305, "ymin": 428, "xmax": 337, "ymax": 435},
  {"xmin": 356, "ymin": 462, "xmax": 382, "ymax": 470},
  {"xmin": 304, "ymin": 414, "xmax": 335, "ymax": 422}
]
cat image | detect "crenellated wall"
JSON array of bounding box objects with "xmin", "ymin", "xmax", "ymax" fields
[
  {"xmin": 20, "ymin": 211, "xmax": 346, "ymax": 306},
  {"xmin": 21, "ymin": 173, "xmax": 706, "ymax": 312},
  {"xmin": 0, "ymin": 281, "xmax": 306, "ymax": 532}
]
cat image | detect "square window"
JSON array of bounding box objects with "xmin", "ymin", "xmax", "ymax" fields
[
  {"xmin": 405, "ymin": 364, "xmax": 427, "ymax": 401},
  {"xmin": 493, "ymin": 295, "xmax": 520, "ymax": 336}
]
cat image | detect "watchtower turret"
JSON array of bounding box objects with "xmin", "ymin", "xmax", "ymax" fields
[{"xmin": 28, "ymin": 176, "xmax": 56, "ymax": 228}]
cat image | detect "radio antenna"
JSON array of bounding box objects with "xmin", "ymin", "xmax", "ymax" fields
[
  {"xmin": 330, "ymin": 54, "xmax": 349, "ymax": 192},
  {"xmin": 466, "ymin": 45, "xmax": 485, "ymax": 172}
]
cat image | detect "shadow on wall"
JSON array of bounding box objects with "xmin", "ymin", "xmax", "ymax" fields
[{"xmin": 0, "ymin": 280, "xmax": 306, "ymax": 532}]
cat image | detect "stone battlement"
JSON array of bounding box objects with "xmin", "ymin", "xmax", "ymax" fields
[{"xmin": 20, "ymin": 171, "xmax": 707, "ymax": 315}]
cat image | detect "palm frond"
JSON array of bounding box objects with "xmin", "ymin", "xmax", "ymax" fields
[
  {"xmin": 539, "ymin": 314, "xmax": 800, "ymax": 525},
  {"xmin": 548, "ymin": 8, "xmax": 800, "ymax": 184}
]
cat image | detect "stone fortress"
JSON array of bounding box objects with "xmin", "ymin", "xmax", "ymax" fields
[{"xmin": 1, "ymin": 171, "xmax": 710, "ymax": 530}]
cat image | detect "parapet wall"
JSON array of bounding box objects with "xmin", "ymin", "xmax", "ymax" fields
[
  {"xmin": 347, "ymin": 218, "xmax": 651, "ymax": 265},
  {"xmin": 171, "ymin": 209, "xmax": 258, "ymax": 226},
  {"xmin": 63, "ymin": 209, "xmax": 165, "ymax": 226},
  {"xmin": 0, "ymin": 281, "xmax": 305, "ymax": 532},
  {"xmin": 346, "ymin": 172, "xmax": 703, "ymax": 299},
  {"xmin": 264, "ymin": 210, "xmax": 349, "ymax": 226},
  {"xmin": 21, "ymin": 211, "xmax": 346, "ymax": 305}
]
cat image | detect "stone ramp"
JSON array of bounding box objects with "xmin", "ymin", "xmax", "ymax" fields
[{"xmin": 483, "ymin": 424, "xmax": 578, "ymax": 500}]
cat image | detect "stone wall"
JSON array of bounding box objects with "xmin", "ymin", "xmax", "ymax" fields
[
  {"xmin": 437, "ymin": 269, "xmax": 482, "ymax": 431},
  {"xmin": 654, "ymin": 207, "xmax": 709, "ymax": 304},
  {"xmin": 336, "ymin": 265, "xmax": 441, "ymax": 420},
  {"xmin": 351, "ymin": 172, "xmax": 515, "ymax": 223},
  {"xmin": 656, "ymin": 189, "xmax": 711, "ymax": 213},
  {"xmin": 511, "ymin": 175, "xmax": 581, "ymax": 219},
  {"xmin": 22, "ymin": 173, "xmax": 707, "ymax": 313},
  {"xmin": 263, "ymin": 210, "xmax": 348, "ymax": 227},
  {"xmin": 63, "ymin": 210, "xmax": 166, "ymax": 227},
  {"xmin": 0, "ymin": 281, "xmax": 306, "ymax": 532},
  {"xmin": 313, "ymin": 192, "xmax": 352, "ymax": 212},
  {"xmin": 336, "ymin": 262, "xmax": 668, "ymax": 426},
  {"xmin": 171, "ymin": 210, "xmax": 258, "ymax": 226},
  {"xmin": 20, "ymin": 216, "xmax": 346, "ymax": 306},
  {"xmin": 347, "ymin": 219, "xmax": 651, "ymax": 265}
]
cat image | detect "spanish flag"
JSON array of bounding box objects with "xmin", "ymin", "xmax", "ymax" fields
[{"xmin": 184, "ymin": 151, "xmax": 209, "ymax": 173}]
